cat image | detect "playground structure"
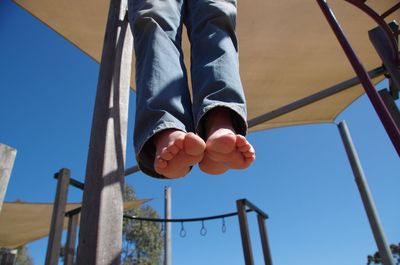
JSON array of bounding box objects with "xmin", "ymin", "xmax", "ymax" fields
[
  {"xmin": 41, "ymin": 174, "xmax": 273, "ymax": 265},
  {"xmin": 1, "ymin": 0, "xmax": 400, "ymax": 264}
]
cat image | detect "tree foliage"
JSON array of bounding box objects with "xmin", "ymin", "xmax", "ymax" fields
[
  {"xmin": 122, "ymin": 184, "xmax": 163, "ymax": 265},
  {"xmin": 0, "ymin": 246, "xmax": 34, "ymax": 265},
  {"xmin": 367, "ymin": 243, "xmax": 400, "ymax": 265}
]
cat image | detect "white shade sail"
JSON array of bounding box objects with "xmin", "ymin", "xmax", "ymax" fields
[
  {"xmin": 0, "ymin": 200, "xmax": 149, "ymax": 249},
  {"xmin": 11, "ymin": 0, "xmax": 399, "ymax": 132}
]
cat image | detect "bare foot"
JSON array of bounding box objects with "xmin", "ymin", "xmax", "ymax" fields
[
  {"xmin": 154, "ymin": 129, "xmax": 206, "ymax": 179},
  {"xmin": 199, "ymin": 108, "xmax": 255, "ymax": 175}
]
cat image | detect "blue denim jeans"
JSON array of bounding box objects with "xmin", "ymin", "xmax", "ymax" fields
[{"xmin": 128, "ymin": 0, "xmax": 247, "ymax": 178}]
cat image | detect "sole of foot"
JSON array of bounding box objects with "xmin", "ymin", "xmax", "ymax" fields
[
  {"xmin": 154, "ymin": 130, "xmax": 206, "ymax": 179},
  {"xmin": 200, "ymin": 130, "xmax": 255, "ymax": 174}
]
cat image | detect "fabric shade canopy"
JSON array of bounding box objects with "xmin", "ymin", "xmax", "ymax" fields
[
  {"xmin": 0, "ymin": 200, "xmax": 149, "ymax": 249},
  {"xmin": 11, "ymin": 0, "xmax": 399, "ymax": 132}
]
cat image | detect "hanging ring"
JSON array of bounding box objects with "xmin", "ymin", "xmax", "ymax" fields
[
  {"xmin": 200, "ymin": 220, "xmax": 207, "ymax": 236},
  {"xmin": 180, "ymin": 222, "xmax": 187, "ymax": 238},
  {"xmin": 222, "ymin": 217, "xmax": 227, "ymax": 233},
  {"xmin": 159, "ymin": 222, "xmax": 164, "ymax": 236}
]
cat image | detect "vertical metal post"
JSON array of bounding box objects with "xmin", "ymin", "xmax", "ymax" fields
[
  {"xmin": 338, "ymin": 121, "xmax": 395, "ymax": 265},
  {"xmin": 64, "ymin": 213, "xmax": 79, "ymax": 265},
  {"xmin": 369, "ymin": 26, "xmax": 400, "ymax": 97},
  {"xmin": 317, "ymin": 0, "xmax": 400, "ymax": 157},
  {"xmin": 164, "ymin": 187, "xmax": 172, "ymax": 265},
  {"xmin": 0, "ymin": 144, "xmax": 17, "ymax": 212},
  {"xmin": 236, "ymin": 199, "xmax": 254, "ymax": 265},
  {"xmin": 45, "ymin": 168, "xmax": 71, "ymax": 265},
  {"xmin": 76, "ymin": 0, "xmax": 133, "ymax": 262},
  {"xmin": 257, "ymin": 214, "xmax": 273, "ymax": 265},
  {"xmin": 379, "ymin": 89, "xmax": 400, "ymax": 130}
]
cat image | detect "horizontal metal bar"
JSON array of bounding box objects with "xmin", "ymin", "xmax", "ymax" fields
[
  {"xmin": 54, "ymin": 172, "xmax": 85, "ymax": 190},
  {"xmin": 239, "ymin": 199, "xmax": 269, "ymax": 219},
  {"xmin": 69, "ymin": 178, "xmax": 84, "ymax": 190},
  {"xmin": 124, "ymin": 165, "xmax": 140, "ymax": 176},
  {"xmin": 124, "ymin": 209, "xmax": 254, "ymax": 223},
  {"xmin": 248, "ymin": 66, "xmax": 386, "ymax": 128},
  {"xmin": 65, "ymin": 207, "xmax": 82, "ymax": 217},
  {"xmin": 54, "ymin": 165, "xmax": 140, "ymax": 192}
]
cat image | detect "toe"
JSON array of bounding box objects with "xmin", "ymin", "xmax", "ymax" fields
[
  {"xmin": 238, "ymin": 144, "xmax": 251, "ymax": 152},
  {"xmin": 174, "ymin": 137, "xmax": 184, "ymax": 149},
  {"xmin": 155, "ymin": 157, "xmax": 167, "ymax": 169},
  {"xmin": 236, "ymin": 135, "xmax": 248, "ymax": 147},
  {"xmin": 161, "ymin": 151, "xmax": 173, "ymax": 160},
  {"xmin": 184, "ymin": 133, "xmax": 206, "ymax": 156},
  {"xmin": 243, "ymin": 151, "xmax": 255, "ymax": 158},
  {"xmin": 167, "ymin": 144, "xmax": 180, "ymax": 155}
]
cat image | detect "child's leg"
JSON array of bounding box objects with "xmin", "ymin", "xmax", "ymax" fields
[
  {"xmin": 129, "ymin": 0, "xmax": 205, "ymax": 179},
  {"xmin": 185, "ymin": 0, "xmax": 255, "ymax": 174}
]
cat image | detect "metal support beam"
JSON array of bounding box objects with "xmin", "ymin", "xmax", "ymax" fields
[
  {"xmin": 257, "ymin": 214, "xmax": 273, "ymax": 265},
  {"xmin": 58, "ymin": 164, "xmax": 140, "ymax": 192},
  {"xmin": 164, "ymin": 187, "xmax": 172, "ymax": 265},
  {"xmin": 76, "ymin": 0, "xmax": 133, "ymax": 263},
  {"xmin": 0, "ymin": 144, "xmax": 17, "ymax": 212},
  {"xmin": 379, "ymin": 89, "xmax": 400, "ymax": 130},
  {"xmin": 338, "ymin": 121, "xmax": 395, "ymax": 265},
  {"xmin": 64, "ymin": 213, "xmax": 79, "ymax": 265},
  {"xmin": 236, "ymin": 199, "xmax": 255, "ymax": 265},
  {"xmin": 317, "ymin": 0, "xmax": 400, "ymax": 157},
  {"xmin": 45, "ymin": 168, "xmax": 71, "ymax": 265},
  {"xmin": 236, "ymin": 199, "xmax": 272, "ymax": 265},
  {"xmin": 124, "ymin": 165, "xmax": 140, "ymax": 177},
  {"xmin": 369, "ymin": 26, "xmax": 400, "ymax": 99}
]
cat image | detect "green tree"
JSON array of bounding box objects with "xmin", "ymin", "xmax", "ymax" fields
[
  {"xmin": 0, "ymin": 246, "xmax": 34, "ymax": 265},
  {"xmin": 367, "ymin": 243, "xmax": 400, "ymax": 265},
  {"xmin": 122, "ymin": 184, "xmax": 163, "ymax": 265}
]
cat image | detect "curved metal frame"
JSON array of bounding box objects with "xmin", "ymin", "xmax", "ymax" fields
[
  {"xmin": 317, "ymin": 0, "xmax": 400, "ymax": 156},
  {"xmin": 345, "ymin": 0, "xmax": 399, "ymax": 64}
]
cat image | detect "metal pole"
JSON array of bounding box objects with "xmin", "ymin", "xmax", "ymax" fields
[
  {"xmin": 338, "ymin": 121, "xmax": 395, "ymax": 265},
  {"xmin": 0, "ymin": 144, "xmax": 17, "ymax": 212},
  {"xmin": 45, "ymin": 168, "xmax": 71, "ymax": 265},
  {"xmin": 257, "ymin": 214, "xmax": 273, "ymax": 265},
  {"xmin": 236, "ymin": 199, "xmax": 254, "ymax": 265},
  {"xmin": 75, "ymin": 0, "xmax": 132, "ymax": 263},
  {"xmin": 369, "ymin": 27, "xmax": 400, "ymax": 96},
  {"xmin": 64, "ymin": 213, "xmax": 79, "ymax": 265},
  {"xmin": 164, "ymin": 187, "xmax": 172, "ymax": 265},
  {"xmin": 378, "ymin": 89, "xmax": 400, "ymax": 130},
  {"xmin": 317, "ymin": 0, "xmax": 400, "ymax": 157}
]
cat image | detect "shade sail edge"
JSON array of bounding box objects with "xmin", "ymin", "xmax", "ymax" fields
[
  {"xmin": 11, "ymin": 0, "xmax": 398, "ymax": 132},
  {"xmin": 0, "ymin": 200, "xmax": 149, "ymax": 249}
]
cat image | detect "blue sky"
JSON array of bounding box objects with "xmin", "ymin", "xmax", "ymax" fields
[{"xmin": 1, "ymin": 0, "xmax": 399, "ymax": 264}]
